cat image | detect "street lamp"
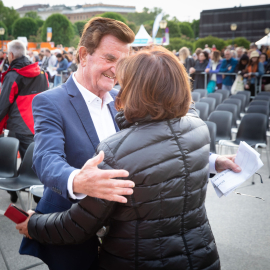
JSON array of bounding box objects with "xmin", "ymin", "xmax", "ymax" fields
[
  {"xmin": 230, "ymin": 23, "xmax": 237, "ymax": 49},
  {"xmin": 159, "ymin": 20, "xmax": 167, "ymax": 45},
  {"xmin": 0, "ymin": 28, "xmax": 5, "ymax": 51}
]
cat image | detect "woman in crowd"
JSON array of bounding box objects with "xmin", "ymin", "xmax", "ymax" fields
[
  {"xmin": 205, "ymin": 50, "xmax": 223, "ymax": 91},
  {"xmin": 259, "ymin": 53, "xmax": 268, "ymax": 71},
  {"xmin": 243, "ymin": 50, "xmax": 264, "ymax": 96},
  {"xmin": 53, "ymin": 53, "xmax": 68, "ymax": 87},
  {"xmin": 18, "ymin": 47, "xmax": 220, "ymax": 270},
  {"xmin": 179, "ymin": 46, "xmax": 195, "ymax": 74},
  {"xmin": 235, "ymin": 54, "xmax": 249, "ymax": 75},
  {"xmin": 190, "ymin": 51, "xmax": 209, "ymax": 89}
]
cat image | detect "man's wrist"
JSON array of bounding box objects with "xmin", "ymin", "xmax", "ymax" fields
[
  {"xmin": 209, "ymin": 154, "xmax": 219, "ymax": 174},
  {"xmin": 67, "ymin": 169, "xmax": 86, "ymax": 200}
]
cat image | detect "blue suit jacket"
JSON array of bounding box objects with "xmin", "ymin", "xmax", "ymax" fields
[{"xmin": 19, "ymin": 76, "xmax": 119, "ymax": 270}]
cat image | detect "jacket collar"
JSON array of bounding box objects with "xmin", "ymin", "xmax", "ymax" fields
[{"xmin": 65, "ymin": 76, "xmax": 119, "ymax": 148}]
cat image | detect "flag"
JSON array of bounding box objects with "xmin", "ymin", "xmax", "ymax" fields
[
  {"xmin": 152, "ymin": 13, "xmax": 163, "ymax": 40},
  {"xmin": 47, "ymin": 27, "xmax": 52, "ymax": 42}
]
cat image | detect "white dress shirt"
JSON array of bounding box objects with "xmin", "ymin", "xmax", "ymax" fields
[{"xmin": 67, "ymin": 73, "xmax": 116, "ymax": 199}]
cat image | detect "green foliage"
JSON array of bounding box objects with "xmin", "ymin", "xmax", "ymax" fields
[
  {"xmin": 12, "ymin": 17, "xmax": 38, "ymax": 39},
  {"xmin": 179, "ymin": 22, "xmax": 194, "ymax": 39},
  {"xmin": 36, "ymin": 19, "xmax": 44, "ymax": 28},
  {"xmin": 0, "ymin": 21, "xmax": 8, "ymax": 40},
  {"xmin": 227, "ymin": 37, "xmax": 250, "ymax": 49},
  {"xmin": 42, "ymin": 13, "xmax": 74, "ymax": 46},
  {"xmin": 127, "ymin": 22, "xmax": 137, "ymax": 33},
  {"xmin": 74, "ymin": 21, "xmax": 87, "ymax": 36},
  {"xmin": 70, "ymin": 35, "xmax": 80, "ymax": 48},
  {"xmin": 24, "ymin": 11, "xmax": 41, "ymax": 20},
  {"xmin": 0, "ymin": 1, "xmax": 20, "ymax": 35},
  {"xmin": 165, "ymin": 37, "xmax": 194, "ymax": 52},
  {"xmin": 167, "ymin": 21, "xmax": 181, "ymax": 38},
  {"xmin": 191, "ymin": 19, "xmax": 200, "ymax": 38},
  {"xmin": 127, "ymin": 7, "xmax": 169, "ymax": 26},
  {"xmin": 99, "ymin": 12, "xmax": 127, "ymax": 23},
  {"xmin": 195, "ymin": 36, "xmax": 226, "ymax": 51},
  {"xmin": 28, "ymin": 27, "xmax": 42, "ymax": 42}
]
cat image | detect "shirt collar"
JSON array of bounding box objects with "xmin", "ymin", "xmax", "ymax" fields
[{"xmin": 72, "ymin": 72, "xmax": 113, "ymax": 106}]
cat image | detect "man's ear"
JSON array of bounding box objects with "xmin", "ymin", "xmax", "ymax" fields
[{"xmin": 78, "ymin": 46, "xmax": 88, "ymax": 67}]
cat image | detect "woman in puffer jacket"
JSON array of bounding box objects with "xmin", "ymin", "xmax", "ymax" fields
[{"xmin": 22, "ymin": 47, "xmax": 220, "ymax": 270}]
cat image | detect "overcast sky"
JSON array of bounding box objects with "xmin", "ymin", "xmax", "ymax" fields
[{"xmin": 5, "ymin": 0, "xmax": 270, "ymax": 21}]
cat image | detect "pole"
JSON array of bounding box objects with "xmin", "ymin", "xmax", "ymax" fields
[{"xmin": 1, "ymin": 35, "xmax": 3, "ymax": 51}]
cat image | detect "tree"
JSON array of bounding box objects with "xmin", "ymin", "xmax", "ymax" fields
[
  {"xmin": 226, "ymin": 37, "xmax": 250, "ymax": 49},
  {"xmin": 165, "ymin": 37, "xmax": 193, "ymax": 52},
  {"xmin": 179, "ymin": 22, "xmax": 194, "ymax": 39},
  {"xmin": 24, "ymin": 11, "xmax": 41, "ymax": 20},
  {"xmin": 0, "ymin": 0, "xmax": 20, "ymax": 35},
  {"xmin": 191, "ymin": 19, "xmax": 200, "ymax": 38},
  {"xmin": 99, "ymin": 12, "xmax": 127, "ymax": 23},
  {"xmin": 167, "ymin": 21, "xmax": 181, "ymax": 38},
  {"xmin": 127, "ymin": 22, "xmax": 137, "ymax": 33},
  {"xmin": 195, "ymin": 36, "xmax": 226, "ymax": 51},
  {"xmin": 74, "ymin": 21, "xmax": 87, "ymax": 36},
  {"xmin": 42, "ymin": 14, "xmax": 74, "ymax": 46},
  {"xmin": 0, "ymin": 21, "xmax": 8, "ymax": 40},
  {"xmin": 12, "ymin": 17, "xmax": 38, "ymax": 39},
  {"xmin": 36, "ymin": 19, "xmax": 44, "ymax": 28}
]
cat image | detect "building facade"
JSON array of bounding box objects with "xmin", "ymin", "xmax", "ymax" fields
[
  {"xmin": 63, "ymin": 4, "xmax": 136, "ymax": 23},
  {"xmin": 200, "ymin": 4, "xmax": 270, "ymax": 42},
  {"xmin": 16, "ymin": 3, "xmax": 135, "ymax": 23}
]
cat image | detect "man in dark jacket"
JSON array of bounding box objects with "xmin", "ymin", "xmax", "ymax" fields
[{"xmin": 0, "ymin": 40, "xmax": 48, "ymax": 202}]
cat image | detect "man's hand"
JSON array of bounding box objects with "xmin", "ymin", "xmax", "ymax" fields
[
  {"xmin": 215, "ymin": 155, "xmax": 242, "ymax": 173},
  {"xmin": 73, "ymin": 151, "xmax": 134, "ymax": 203},
  {"xmin": 16, "ymin": 210, "xmax": 35, "ymax": 239}
]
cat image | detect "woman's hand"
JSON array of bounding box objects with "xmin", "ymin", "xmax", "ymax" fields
[
  {"xmin": 205, "ymin": 68, "xmax": 210, "ymax": 73},
  {"xmin": 16, "ymin": 210, "xmax": 35, "ymax": 239},
  {"xmin": 189, "ymin": 67, "xmax": 195, "ymax": 74}
]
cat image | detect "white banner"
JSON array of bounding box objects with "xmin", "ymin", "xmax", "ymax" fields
[{"xmin": 152, "ymin": 13, "xmax": 163, "ymax": 40}]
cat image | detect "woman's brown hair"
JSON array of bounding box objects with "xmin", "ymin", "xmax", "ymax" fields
[
  {"xmin": 115, "ymin": 46, "xmax": 192, "ymax": 122},
  {"xmin": 212, "ymin": 50, "xmax": 221, "ymax": 62}
]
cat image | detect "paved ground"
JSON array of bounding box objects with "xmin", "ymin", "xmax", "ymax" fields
[{"xmin": 0, "ymin": 148, "xmax": 269, "ymax": 270}]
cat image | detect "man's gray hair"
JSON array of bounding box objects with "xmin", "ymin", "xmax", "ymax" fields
[{"xmin": 7, "ymin": 40, "xmax": 26, "ymax": 59}]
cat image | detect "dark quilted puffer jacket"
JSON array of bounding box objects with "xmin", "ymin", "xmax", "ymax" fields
[{"xmin": 28, "ymin": 111, "xmax": 220, "ymax": 270}]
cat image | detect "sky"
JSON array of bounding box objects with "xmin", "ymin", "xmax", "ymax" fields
[{"xmin": 5, "ymin": 0, "xmax": 270, "ymax": 21}]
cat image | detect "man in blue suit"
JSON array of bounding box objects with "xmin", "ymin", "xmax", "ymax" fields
[{"xmin": 19, "ymin": 18, "xmax": 136, "ymax": 270}]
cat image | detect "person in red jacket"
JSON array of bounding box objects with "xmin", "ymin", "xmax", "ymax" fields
[{"xmin": 0, "ymin": 40, "xmax": 48, "ymax": 202}]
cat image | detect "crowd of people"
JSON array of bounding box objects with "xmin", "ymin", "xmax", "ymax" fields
[{"xmin": 178, "ymin": 43, "xmax": 270, "ymax": 96}]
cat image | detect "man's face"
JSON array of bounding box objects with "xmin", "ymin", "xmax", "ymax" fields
[
  {"xmin": 237, "ymin": 49, "xmax": 242, "ymax": 57},
  {"xmin": 45, "ymin": 51, "xmax": 50, "ymax": 57},
  {"xmin": 83, "ymin": 35, "xmax": 129, "ymax": 93},
  {"xmin": 224, "ymin": 51, "xmax": 231, "ymax": 60}
]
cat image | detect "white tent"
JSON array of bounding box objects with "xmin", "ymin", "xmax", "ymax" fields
[
  {"xmin": 132, "ymin": 25, "xmax": 152, "ymax": 47},
  {"xmin": 256, "ymin": 33, "xmax": 270, "ymax": 46}
]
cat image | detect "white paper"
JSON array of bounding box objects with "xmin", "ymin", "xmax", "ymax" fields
[{"xmin": 211, "ymin": 141, "xmax": 264, "ymax": 197}]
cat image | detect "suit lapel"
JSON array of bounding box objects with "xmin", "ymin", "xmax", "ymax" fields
[{"xmin": 65, "ymin": 76, "xmax": 100, "ymax": 149}]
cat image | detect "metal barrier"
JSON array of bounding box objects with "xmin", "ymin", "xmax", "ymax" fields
[
  {"xmin": 201, "ymin": 72, "xmax": 259, "ymax": 97},
  {"xmin": 259, "ymin": 74, "xmax": 270, "ymax": 92}
]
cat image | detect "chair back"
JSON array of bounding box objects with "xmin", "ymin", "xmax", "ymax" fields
[
  {"xmin": 194, "ymin": 102, "xmax": 209, "ymax": 121},
  {"xmin": 207, "ymin": 93, "xmax": 223, "ymax": 106},
  {"xmin": 200, "ymin": 97, "xmax": 216, "ymax": 114},
  {"xmin": 229, "ymin": 95, "xmax": 246, "ymax": 112},
  {"xmin": 208, "ymin": 111, "xmax": 233, "ymax": 141},
  {"xmin": 257, "ymin": 92, "xmax": 270, "ymax": 97},
  {"xmin": 205, "ymin": 121, "xmax": 217, "ymax": 153},
  {"xmin": 236, "ymin": 91, "xmax": 251, "ymax": 107},
  {"xmin": 193, "ymin": 89, "xmax": 207, "ymax": 98},
  {"xmin": 253, "ymin": 96, "xmax": 270, "ymax": 109},
  {"xmin": 216, "ymin": 90, "xmax": 230, "ymax": 101},
  {"xmin": 19, "ymin": 143, "xmax": 41, "ymax": 185},
  {"xmin": 223, "ymin": 99, "xmax": 241, "ymax": 120},
  {"xmin": 235, "ymin": 113, "xmax": 267, "ymax": 145},
  {"xmin": 0, "ymin": 137, "xmax": 19, "ymax": 178},
  {"xmin": 246, "ymin": 105, "xmax": 269, "ymax": 130},
  {"xmin": 216, "ymin": 103, "xmax": 238, "ymax": 128},
  {"xmin": 191, "ymin": 92, "xmax": 201, "ymax": 102}
]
